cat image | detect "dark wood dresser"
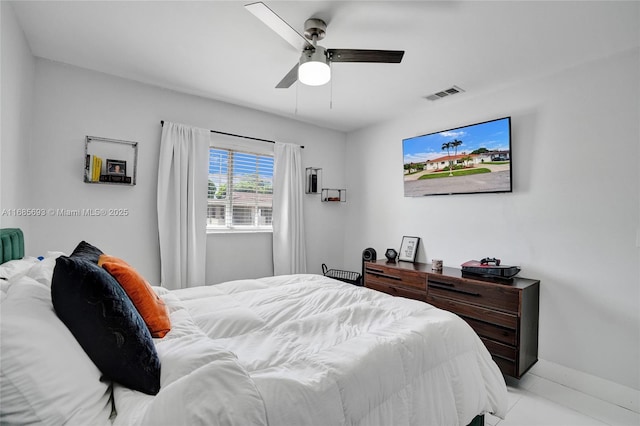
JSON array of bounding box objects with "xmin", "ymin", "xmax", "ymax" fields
[{"xmin": 364, "ymin": 260, "xmax": 539, "ymax": 378}]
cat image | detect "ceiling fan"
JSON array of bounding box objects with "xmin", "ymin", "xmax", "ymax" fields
[{"xmin": 244, "ymin": 2, "xmax": 405, "ymax": 88}]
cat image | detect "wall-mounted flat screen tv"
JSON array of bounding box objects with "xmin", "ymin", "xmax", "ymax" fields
[{"xmin": 402, "ymin": 116, "xmax": 512, "ymax": 196}]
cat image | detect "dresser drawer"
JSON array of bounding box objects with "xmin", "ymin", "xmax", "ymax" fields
[
  {"xmin": 426, "ymin": 295, "xmax": 517, "ymax": 329},
  {"xmin": 366, "ymin": 281, "xmax": 426, "ymax": 302},
  {"xmin": 365, "ymin": 264, "xmax": 426, "ymax": 291},
  {"xmin": 492, "ymin": 356, "xmax": 517, "ymax": 378},
  {"xmin": 427, "ymin": 275, "xmax": 519, "ymax": 313},
  {"xmin": 463, "ymin": 316, "xmax": 517, "ymax": 346},
  {"xmin": 481, "ymin": 337, "xmax": 517, "ymax": 362}
]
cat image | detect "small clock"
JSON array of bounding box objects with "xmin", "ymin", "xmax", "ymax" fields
[{"xmin": 385, "ymin": 248, "xmax": 398, "ymax": 262}]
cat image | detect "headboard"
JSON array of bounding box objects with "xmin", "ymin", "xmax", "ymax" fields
[{"xmin": 0, "ymin": 228, "xmax": 25, "ymax": 264}]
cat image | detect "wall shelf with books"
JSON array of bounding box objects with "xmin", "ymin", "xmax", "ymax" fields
[
  {"xmin": 84, "ymin": 136, "xmax": 138, "ymax": 186},
  {"xmin": 321, "ymin": 188, "xmax": 346, "ymax": 202}
]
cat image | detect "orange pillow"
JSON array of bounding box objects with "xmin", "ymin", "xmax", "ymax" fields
[
  {"xmin": 98, "ymin": 255, "xmax": 171, "ymax": 338},
  {"xmin": 98, "ymin": 254, "xmax": 129, "ymax": 268}
]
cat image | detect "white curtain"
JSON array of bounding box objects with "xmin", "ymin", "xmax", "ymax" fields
[
  {"xmin": 272, "ymin": 142, "xmax": 307, "ymax": 275},
  {"xmin": 157, "ymin": 122, "xmax": 209, "ymax": 289}
]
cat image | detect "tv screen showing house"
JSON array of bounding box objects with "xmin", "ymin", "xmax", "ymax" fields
[{"xmin": 402, "ymin": 117, "xmax": 512, "ymax": 196}]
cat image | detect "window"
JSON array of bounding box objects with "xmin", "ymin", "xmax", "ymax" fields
[{"xmin": 207, "ymin": 147, "xmax": 274, "ymax": 231}]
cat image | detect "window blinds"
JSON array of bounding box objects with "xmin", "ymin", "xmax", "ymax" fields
[{"xmin": 207, "ymin": 147, "xmax": 274, "ymax": 231}]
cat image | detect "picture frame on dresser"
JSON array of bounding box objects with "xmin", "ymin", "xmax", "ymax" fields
[{"xmin": 399, "ymin": 236, "xmax": 420, "ymax": 262}]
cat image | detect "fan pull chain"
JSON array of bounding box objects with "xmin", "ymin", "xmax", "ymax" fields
[
  {"xmin": 329, "ymin": 62, "xmax": 333, "ymax": 109},
  {"xmin": 295, "ymin": 80, "xmax": 299, "ymax": 115}
]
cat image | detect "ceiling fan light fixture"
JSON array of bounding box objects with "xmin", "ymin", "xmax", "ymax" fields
[{"xmin": 299, "ymin": 47, "xmax": 330, "ymax": 86}]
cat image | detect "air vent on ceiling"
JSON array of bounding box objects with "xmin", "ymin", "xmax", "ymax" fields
[{"xmin": 425, "ymin": 85, "xmax": 465, "ymax": 101}]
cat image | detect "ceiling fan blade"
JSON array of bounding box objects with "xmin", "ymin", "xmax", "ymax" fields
[
  {"xmin": 327, "ymin": 49, "xmax": 405, "ymax": 63},
  {"xmin": 245, "ymin": 2, "xmax": 312, "ymax": 51},
  {"xmin": 276, "ymin": 63, "xmax": 299, "ymax": 88}
]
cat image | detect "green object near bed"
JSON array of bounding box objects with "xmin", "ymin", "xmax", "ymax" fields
[
  {"xmin": 467, "ymin": 414, "xmax": 485, "ymax": 426},
  {"xmin": 0, "ymin": 228, "xmax": 25, "ymax": 264}
]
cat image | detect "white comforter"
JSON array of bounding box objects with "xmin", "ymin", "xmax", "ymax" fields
[{"xmin": 113, "ymin": 274, "xmax": 507, "ymax": 426}]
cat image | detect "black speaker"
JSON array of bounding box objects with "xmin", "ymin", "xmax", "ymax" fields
[
  {"xmin": 362, "ymin": 248, "xmax": 377, "ymax": 285},
  {"xmin": 362, "ymin": 248, "xmax": 377, "ymax": 262}
]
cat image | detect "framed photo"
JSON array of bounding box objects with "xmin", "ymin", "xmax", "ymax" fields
[
  {"xmin": 106, "ymin": 159, "xmax": 126, "ymax": 176},
  {"xmin": 398, "ymin": 236, "xmax": 420, "ymax": 262}
]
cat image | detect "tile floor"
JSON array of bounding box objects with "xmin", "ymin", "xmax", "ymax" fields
[{"xmin": 485, "ymin": 373, "xmax": 640, "ymax": 426}]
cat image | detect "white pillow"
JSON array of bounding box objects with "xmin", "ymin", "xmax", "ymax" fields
[
  {"xmin": 25, "ymin": 251, "xmax": 65, "ymax": 286},
  {"xmin": 0, "ymin": 276, "xmax": 112, "ymax": 425},
  {"xmin": 0, "ymin": 257, "xmax": 39, "ymax": 280}
]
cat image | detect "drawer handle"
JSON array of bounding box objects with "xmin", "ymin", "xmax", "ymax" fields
[
  {"xmin": 367, "ymin": 271, "xmax": 402, "ymax": 281},
  {"xmin": 429, "ymin": 283, "xmax": 481, "ymax": 297}
]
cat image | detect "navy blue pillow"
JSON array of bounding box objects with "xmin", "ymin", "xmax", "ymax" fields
[
  {"xmin": 70, "ymin": 241, "xmax": 103, "ymax": 263},
  {"xmin": 51, "ymin": 256, "xmax": 160, "ymax": 395}
]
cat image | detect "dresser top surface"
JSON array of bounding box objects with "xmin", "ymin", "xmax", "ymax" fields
[{"xmin": 365, "ymin": 260, "xmax": 539, "ymax": 289}]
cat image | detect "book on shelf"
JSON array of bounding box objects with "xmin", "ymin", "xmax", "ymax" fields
[
  {"xmin": 86, "ymin": 154, "xmax": 91, "ymax": 181},
  {"xmin": 95, "ymin": 156, "xmax": 102, "ymax": 182},
  {"xmin": 86, "ymin": 155, "xmax": 103, "ymax": 182}
]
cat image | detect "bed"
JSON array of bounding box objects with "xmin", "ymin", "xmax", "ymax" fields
[{"xmin": 0, "ymin": 231, "xmax": 507, "ymax": 426}]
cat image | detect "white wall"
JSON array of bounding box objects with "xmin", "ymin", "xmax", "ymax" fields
[
  {"xmin": 0, "ymin": 2, "xmax": 35, "ymax": 237},
  {"xmin": 24, "ymin": 59, "xmax": 346, "ymax": 285},
  {"xmin": 343, "ymin": 48, "xmax": 640, "ymax": 391}
]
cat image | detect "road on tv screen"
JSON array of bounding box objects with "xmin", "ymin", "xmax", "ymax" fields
[{"xmin": 403, "ymin": 169, "xmax": 511, "ymax": 196}]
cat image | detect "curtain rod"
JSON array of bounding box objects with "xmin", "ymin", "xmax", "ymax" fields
[{"xmin": 160, "ymin": 121, "xmax": 304, "ymax": 149}]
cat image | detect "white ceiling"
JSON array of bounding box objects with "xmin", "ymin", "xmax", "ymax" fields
[{"xmin": 10, "ymin": 1, "xmax": 640, "ymax": 132}]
